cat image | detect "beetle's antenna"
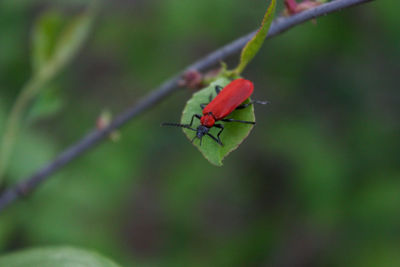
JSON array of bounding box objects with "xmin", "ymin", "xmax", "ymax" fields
[
  {"xmin": 253, "ymin": 100, "xmax": 269, "ymax": 105},
  {"xmin": 161, "ymin": 122, "xmax": 196, "ymax": 131}
]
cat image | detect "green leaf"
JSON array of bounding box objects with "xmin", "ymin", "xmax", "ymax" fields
[
  {"xmin": 49, "ymin": 10, "xmax": 94, "ymax": 74},
  {"xmin": 29, "ymin": 6, "xmax": 96, "ymax": 120},
  {"xmin": 27, "ymin": 85, "xmax": 64, "ymax": 123},
  {"xmin": 0, "ymin": 246, "xmax": 122, "ymax": 267},
  {"xmin": 234, "ymin": 0, "xmax": 276, "ymax": 75},
  {"xmin": 31, "ymin": 5, "xmax": 96, "ymax": 76},
  {"xmin": 181, "ymin": 77, "xmax": 255, "ymax": 166},
  {"xmin": 31, "ymin": 11, "xmax": 65, "ymax": 73},
  {"xmin": 0, "ymin": 2, "xmax": 97, "ymax": 183}
]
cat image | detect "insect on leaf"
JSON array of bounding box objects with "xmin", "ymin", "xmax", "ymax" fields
[
  {"xmin": 181, "ymin": 77, "xmax": 255, "ymax": 166},
  {"xmin": 234, "ymin": 0, "xmax": 276, "ymax": 75}
]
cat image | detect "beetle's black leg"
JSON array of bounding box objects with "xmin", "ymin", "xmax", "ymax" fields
[
  {"xmin": 213, "ymin": 124, "xmax": 224, "ymax": 145},
  {"xmin": 215, "ymin": 85, "xmax": 223, "ymax": 94},
  {"xmin": 221, "ymin": 118, "xmax": 256, "ymax": 125},
  {"xmin": 189, "ymin": 114, "xmax": 202, "ymax": 126},
  {"xmin": 235, "ymin": 100, "xmax": 269, "ymax": 110},
  {"xmin": 199, "ymin": 84, "xmax": 224, "ymax": 112},
  {"xmin": 203, "ymin": 86, "xmax": 223, "ymax": 104},
  {"xmin": 207, "ymin": 133, "xmax": 223, "ymax": 146},
  {"xmin": 206, "ymin": 85, "xmax": 223, "ymax": 102}
]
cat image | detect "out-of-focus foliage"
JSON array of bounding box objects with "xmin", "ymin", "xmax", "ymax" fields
[
  {"xmin": 234, "ymin": 0, "xmax": 276, "ymax": 74},
  {"xmin": 0, "ymin": 0, "xmax": 399, "ymax": 266},
  {"xmin": 0, "ymin": 2, "xmax": 96, "ymax": 183},
  {"xmin": 0, "ymin": 246, "xmax": 121, "ymax": 267}
]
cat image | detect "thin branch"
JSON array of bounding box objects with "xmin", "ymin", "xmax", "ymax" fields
[{"xmin": 0, "ymin": 0, "xmax": 373, "ymax": 213}]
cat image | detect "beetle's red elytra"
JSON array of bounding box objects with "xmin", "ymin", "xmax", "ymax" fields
[
  {"xmin": 202, "ymin": 79, "xmax": 254, "ymax": 121},
  {"xmin": 162, "ymin": 78, "xmax": 267, "ymax": 146}
]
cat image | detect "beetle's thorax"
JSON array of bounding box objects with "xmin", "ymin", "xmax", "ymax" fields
[{"xmin": 200, "ymin": 113, "xmax": 215, "ymax": 128}]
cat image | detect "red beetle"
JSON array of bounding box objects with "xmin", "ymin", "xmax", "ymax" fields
[{"xmin": 162, "ymin": 78, "xmax": 267, "ymax": 146}]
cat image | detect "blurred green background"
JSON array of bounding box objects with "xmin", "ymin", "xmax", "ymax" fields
[{"xmin": 1, "ymin": 0, "xmax": 399, "ymax": 266}]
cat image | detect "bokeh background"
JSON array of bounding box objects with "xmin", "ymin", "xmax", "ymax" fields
[{"xmin": 1, "ymin": 0, "xmax": 399, "ymax": 266}]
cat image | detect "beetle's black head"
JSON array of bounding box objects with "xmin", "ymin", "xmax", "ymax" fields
[
  {"xmin": 192, "ymin": 125, "xmax": 209, "ymax": 146},
  {"xmin": 196, "ymin": 125, "xmax": 209, "ymax": 138}
]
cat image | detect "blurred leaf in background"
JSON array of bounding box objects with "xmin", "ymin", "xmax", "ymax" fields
[
  {"xmin": 0, "ymin": 0, "xmax": 96, "ymax": 182},
  {"xmin": 31, "ymin": 10, "xmax": 66, "ymax": 74},
  {"xmin": 0, "ymin": 246, "xmax": 121, "ymax": 267}
]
